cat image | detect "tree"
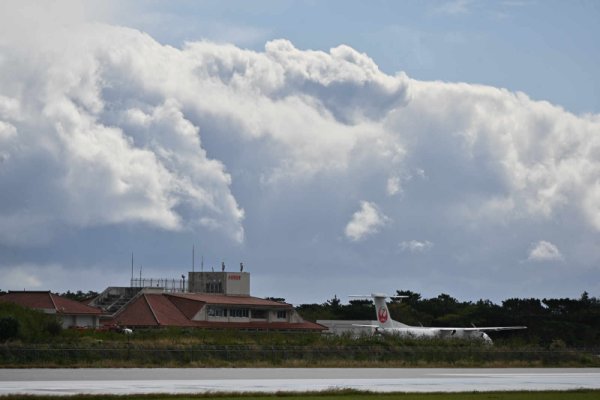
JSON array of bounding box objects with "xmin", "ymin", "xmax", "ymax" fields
[
  {"xmin": 0, "ymin": 316, "xmax": 19, "ymax": 342},
  {"xmin": 395, "ymin": 290, "xmax": 421, "ymax": 305},
  {"xmin": 265, "ymin": 297, "xmax": 286, "ymax": 303},
  {"xmin": 326, "ymin": 295, "xmax": 342, "ymax": 309},
  {"xmin": 59, "ymin": 290, "xmax": 99, "ymax": 302}
]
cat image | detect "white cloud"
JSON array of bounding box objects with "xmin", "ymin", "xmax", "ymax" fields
[
  {"xmin": 386, "ymin": 176, "xmax": 402, "ymax": 196},
  {"xmin": 0, "ymin": 262, "xmax": 126, "ymax": 292},
  {"xmin": 0, "ymin": 18, "xmax": 412, "ymax": 245},
  {"xmin": 528, "ymin": 240, "xmax": 563, "ymax": 262},
  {"xmin": 0, "ymin": 264, "xmax": 46, "ymax": 289},
  {"xmin": 435, "ymin": 0, "xmax": 474, "ymax": 15},
  {"xmin": 386, "ymin": 176, "xmax": 401, "ymax": 196},
  {"xmin": 345, "ymin": 201, "xmax": 389, "ymax": 241},
  {"xmin": 400, "ymin": 240, "xmax": 433, "ymax": 253},
  {"xmin": 0, "ymin": 13, "xmax": 596, "ymax": 250},
  {"xmin": 0, "ymin": 20, "xmax": 246, "ymax": 244},
  {"xmin": 0, "ymin": 3, "xmax": 599, "ymax": 307},
  {"xmin": 386, "ymin": 169, "xmax": 427, "ymax": 196},
  {"xmin": 396, "ymin": 81, "xmax": 600, "ymax": 230}
]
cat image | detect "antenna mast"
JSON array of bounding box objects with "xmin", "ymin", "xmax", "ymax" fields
[
  {"xmin": 130, "ymin": 252, "xmax": 134, "ymax": 287},
  {"xmin": 192, "ymin": 245, "xmax": 195, "ymax": 273}
]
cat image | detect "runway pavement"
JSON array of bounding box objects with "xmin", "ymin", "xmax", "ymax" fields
[{"xmin": 1, "ymin": 368, "xmax": 599, "ymax": 395}]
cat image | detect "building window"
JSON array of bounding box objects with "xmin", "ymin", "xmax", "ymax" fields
[
  {"xmin": 207, "ymin": 306, "xmax": 225, "ymax": 317},
  {"xmin": 205, "ymin": 280, "xmax": 223, "ymax": 293},
  {"xmin": 276, "ymin": 310, "xmax": 287, "ymax": 319},
  {"xmin": 251, "ymin": 309, "xmax": 266, "ymax": 319},
  {"xmin": 229, "ymin": 308, "xmax": 249, "ymax": 318}
]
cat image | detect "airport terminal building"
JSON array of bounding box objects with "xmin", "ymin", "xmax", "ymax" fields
[
  {"xmin": 2, "ymin": 268, "xmax": 324, "ymax": 332},
  {"xmin": 90, "ymin": 269, "xmax": 324, "ymax": 332}
]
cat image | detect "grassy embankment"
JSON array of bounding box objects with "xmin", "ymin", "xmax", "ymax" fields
[{"xmin": 2, "ymin": 327, "xmax": 599, "ymax": 368}]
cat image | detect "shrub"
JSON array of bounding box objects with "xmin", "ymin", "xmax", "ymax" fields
[
  {"xmin": 0, "ymin": 302, "xmax": 62, "ymax": 342},
  {"xmin": 0, "ymin": 316, "xmax": 19, "ymax": 342},
  {"xmin": 44, "ymin": 319, "xmax": 63, "ymax": 336},
  {"xmin": 549, "ymin": 338, "xmax": 566, "ymax": 350}
]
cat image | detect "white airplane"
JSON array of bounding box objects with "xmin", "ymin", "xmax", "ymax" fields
[{"xmin": 351, "ymin": 293, "xmax": 526, "ymax": 343}]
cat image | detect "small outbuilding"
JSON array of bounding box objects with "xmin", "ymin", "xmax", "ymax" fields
[{"xmin": 0, "ymin": 291, "xmax": 103, "ymax": 329}]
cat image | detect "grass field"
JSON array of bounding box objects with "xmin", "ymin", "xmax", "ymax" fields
[
  {"xmin": 3, "ymin": 329, "xmax": 599, "ymax": 368},
  {"xmin": 2, "ymin": 390, "xmax": 600, "ymax": 400}
]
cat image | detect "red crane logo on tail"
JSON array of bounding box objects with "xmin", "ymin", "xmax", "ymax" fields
[{"xmin": 377, "ymin": 307, "xmax": 388, "ymax": 323}]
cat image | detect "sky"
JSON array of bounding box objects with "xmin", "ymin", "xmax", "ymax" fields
[{"xmin": 0, "ymin": 0, "xmax": 599, "ymax": 305}]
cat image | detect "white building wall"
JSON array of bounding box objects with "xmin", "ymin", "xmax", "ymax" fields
[
  {"xmin": 75, "ymin": 315, "xmax": 98, "ymax": 328},
  {"xmin": 187, "ymin": 272, "xmax": 250, "ymax": 295},
  {"xmin": 59, "ymin": 314, "xmax": 99, "ymax": 329},
  {"xmin": 223, "ymin": 272, "xmax": 250, "ymax": 295}
]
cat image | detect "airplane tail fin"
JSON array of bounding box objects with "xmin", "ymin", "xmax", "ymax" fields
[
  {"xmin": 371, "ymin": 293, "xmax": 395, "ymax": 328},
  {"xmin": 350, "ymin": 293, "xmax": 408, "ymax": 329}
]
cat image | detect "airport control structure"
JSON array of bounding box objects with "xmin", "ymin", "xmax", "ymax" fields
[{"xmin": 1, "ymin": 264, "xmax": 325, "ymax": 332}]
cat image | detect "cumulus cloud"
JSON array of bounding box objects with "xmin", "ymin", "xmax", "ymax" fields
[
  {"xmin": 0, "ymin": 262, "xmax": 126, "ymax": 292},
  {"xmin": 394, "ymin": 81, "xmax": 600, "ymax": 231},
  {"xmin": 400, "ymin": 240, "xmax": 433, "ymax": 253},
  {"xmin": 528, "ymin": 240, "xmax": 563, "ymax": 262},
  {"xmin": 1, "ymin": 8, "xmax": 597, "ymax": 248},
  {"xmin": 0, "ymin": 12, "xmax": 412, "ymax": 246},
  {"xmin": 345, "ymin": 201, "xmax": 389, "ymax": 241},
  {"xmin": 0, "ymin": 2, "xmax": 599, "ymax": 301},
  {"xmin": 0, "ymin": 15, "xmax": 248, "ymax": 244}
]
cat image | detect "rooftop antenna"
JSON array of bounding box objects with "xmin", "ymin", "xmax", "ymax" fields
[
  {"xmin": 201, "ymin": 255, "xmax": 204, "ymax": 272},
  {"xmin": 192, "ymin": 245, "xmax": 195, "ymax": 273},
  {"xmin": 131, "ymin": 252, "xmax": 134, "ymax": 287},
  {"xmin": 139, "ymin": 264, "xmax": 142, "ymax": 286}
]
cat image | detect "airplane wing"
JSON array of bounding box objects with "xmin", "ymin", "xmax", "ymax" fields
[
  {"xmin": 352, "ymin": 324, "xmax": 379, "ymax": 328},
  {"xmin": 435, "ymin": 326, "xmax": 527, "ymax": 332}
]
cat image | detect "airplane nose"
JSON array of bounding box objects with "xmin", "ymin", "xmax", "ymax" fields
[{"xmin": 481, "ymin": 332, "xmax": 493, "ymax": 344}]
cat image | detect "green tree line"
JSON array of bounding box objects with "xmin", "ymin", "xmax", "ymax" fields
[{"xmin": 295, "ymin": 291, "xmax": 600, "ymax": 347}]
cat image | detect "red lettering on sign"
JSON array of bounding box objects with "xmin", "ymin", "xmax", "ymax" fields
[{"xmin": 228, "ymin": 275, "xmax": 241, "ymax": 280}]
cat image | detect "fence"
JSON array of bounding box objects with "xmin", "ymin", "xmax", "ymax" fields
[
  {"xmin": 130, "ymin": 278, "xmax": 187, "ymax": 292},
  {"xmin": 1, "ymin": 345, "xmax": 597, "ymax": 366}
]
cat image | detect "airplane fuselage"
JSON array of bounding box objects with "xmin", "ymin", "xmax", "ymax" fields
[
  {"xmin": 376, "ymin": 326, "xmax": 492, "ymax": 343},
  {"xmin": 350, "ymin": 293, "xmax": 524, "ymax": 344}
]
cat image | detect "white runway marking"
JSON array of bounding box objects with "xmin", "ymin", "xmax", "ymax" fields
[{"xmin": 1, "ymin": 368, "xmax": 599, "ymax": 395}]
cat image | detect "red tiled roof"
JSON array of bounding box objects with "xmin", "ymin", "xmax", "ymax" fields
[
  {"xmin": 145, "ymin": 294, "xmax": 195, "ymax": 327},
  {"xmin": 51, "ymin": 294, "xmax": 103, "ymax": 315},
  {"xmin": 166, "ymin": 294, "xmax": 205, "ymax": 319},
  {"xmin": 112, "ymin": 294, "xmax": 160, "ymax": 327},
  {"xmin": 0, "ymin": 291, "xmax": 55, "ymax": 310},
  {"xmin": 104, "ymin": 292, "xmax": 325, "ymax": 331},
  {"xmin": 0, "ymin": 291, "xmax": 102, "ymax": 315},
  {"xmin": 168, "ymin": 292, "xmax": 291, "ymax": 308}
]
